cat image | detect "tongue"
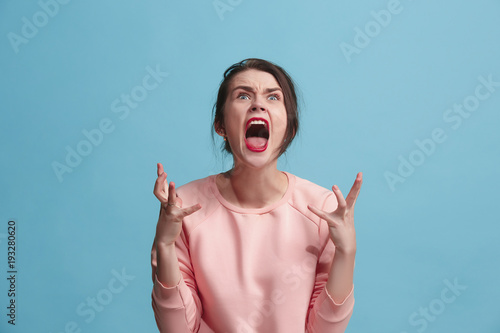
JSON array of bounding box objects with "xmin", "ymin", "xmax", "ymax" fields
[{"xmin": 246, "ymin": 137, "xmax": 267, "ymax": 149}]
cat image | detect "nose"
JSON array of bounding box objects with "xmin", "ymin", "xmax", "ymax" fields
[
  {"xmin": 250, "ymin": 97, "xmax": 267, "ymax": 112},
  {"xmin": 251, "ymin": 106, "xmax": 266, "ymax": 112}
]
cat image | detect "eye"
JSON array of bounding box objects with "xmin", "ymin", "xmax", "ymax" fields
[
  {"xmin": 268, "ymin": 94, "xmax": 280, "ymax": 101},
  {"xmin": 237, "ymin": 93, "xmax": 250, "ymax": 100}
]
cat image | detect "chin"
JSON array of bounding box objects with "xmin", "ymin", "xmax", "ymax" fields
[{"xmin": 236, "ymin": 148, "xmax": 279, "ymax": 169}]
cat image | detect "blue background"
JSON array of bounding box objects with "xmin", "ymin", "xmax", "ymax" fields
[{"xmin": 1, "ymin": 0, "xmax": 499, "ymax": 332}]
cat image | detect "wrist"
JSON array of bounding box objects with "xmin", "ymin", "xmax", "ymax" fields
[
  {"xmin": 334, "ymin": 246, "xmax": 356, "ymax": 256},
  {"xmin": 156, "ymin": 241, "xmax": 176, "ymax": 252}
]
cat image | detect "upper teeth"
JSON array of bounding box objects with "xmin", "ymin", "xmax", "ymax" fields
[{"xmin": 249, "ymin": 120, "xmax": 267, "ymax": 127}]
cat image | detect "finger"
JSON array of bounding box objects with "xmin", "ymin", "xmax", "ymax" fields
[
  {"xmin": 307, "ymin": 205, "xmax": 330, "ymax": 221},
  {"xmin": 157, "ymin": 163, "xmax": 167, "ymax": 192},
  {"xmin": 181, "ymin": 203, "xmax": 202, "ymax": 217},
  {"xmin": 332, "ymin": 185, "xmax": 347, "ymax": 210},
  {"xmin": 153, "ymin": 172, "xmax": 168, "ymax": 202},
  {"xmin": 167, "ymin": 182, "xmax": 177, "ymax": 206},
  {"xmin": 345, "ymin": 172, "xmax": 363, "ymax": 208},
  {"xmin": 157, "ymin": 163, "xmax": 164, "ymax": 177}
]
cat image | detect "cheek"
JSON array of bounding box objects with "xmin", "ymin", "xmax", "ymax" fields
[
  {"xmin": 273, "ymin": 120, "xmax": 288, "ymax": 142},
  {"xmin": 224, "ymin": 114, "xmax": 243, "ymax": 138},
  {"xmin": 277, "ymin": 123, "xmax": 287, "ymax": 139},
  {"xmin": 277, "ymin": 109, "xmax": 288, "ymax": 133}
]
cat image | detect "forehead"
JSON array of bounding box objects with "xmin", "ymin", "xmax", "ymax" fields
[{"xmin": 229, "ymin": 69, "xmax": 280, "ymax": 89}]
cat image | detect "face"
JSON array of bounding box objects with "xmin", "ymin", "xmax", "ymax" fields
[{"xmin": 218, "ymin": 69, "xmax": 287, "ymax": 169}]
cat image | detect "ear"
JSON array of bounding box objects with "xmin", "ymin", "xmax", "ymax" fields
[{"xmin": 214, "ymin": 122, "xmax": 225, "ymax": 137}]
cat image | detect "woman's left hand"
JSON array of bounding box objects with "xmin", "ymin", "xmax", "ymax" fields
[{"xmin": 308, "ymin": 172, "xmax": 363, "ymax": 254}]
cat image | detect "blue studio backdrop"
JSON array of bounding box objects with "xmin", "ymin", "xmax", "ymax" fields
[{"xmin": 1, "ymin": 1, "xmax": 499, "ymax": 332}]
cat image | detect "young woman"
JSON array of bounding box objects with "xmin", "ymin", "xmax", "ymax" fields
[{"xmin": 151, "ymin": 58, "xmax": 363, "ymax": 333}]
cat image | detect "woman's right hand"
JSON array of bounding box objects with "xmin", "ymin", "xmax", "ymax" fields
[{"xmin": 153, "ymin": 163, "xmax": 201, "ymax": 247}]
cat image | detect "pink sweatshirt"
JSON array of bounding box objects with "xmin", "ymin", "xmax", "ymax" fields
[{"xmin": 151, "ymin": 172, "xmax": 354, "ymax": 333}]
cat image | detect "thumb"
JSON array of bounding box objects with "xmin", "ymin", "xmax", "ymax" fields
[
  {"xmin": 308, "ymin": 205, "xmax": 329, "ymax": 221},
  {"xmin": 182, "ymin": 203, "xmax": 202, "ymax": 217}
]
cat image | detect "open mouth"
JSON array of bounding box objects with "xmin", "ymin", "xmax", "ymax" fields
[{"xmin": 244, "ymin": 118, "xmax": 269, "ymax": 152}]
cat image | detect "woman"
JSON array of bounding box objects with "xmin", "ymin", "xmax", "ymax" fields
[{"xmin": 151, "ymin": 58, "xmax": 362, "ymax": 332}]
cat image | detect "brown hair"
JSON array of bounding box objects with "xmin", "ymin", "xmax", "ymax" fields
[{"xmin": 212, "ymin": 58, "xmax": 299, "ymax": 157}]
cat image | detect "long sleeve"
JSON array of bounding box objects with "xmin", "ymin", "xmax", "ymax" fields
[
  {"xmin": 151, "ymin": 225, "xmax": 203, "ymax": 333},
  {"xmin": 305, "ymin": 193, "xmax": 355, "ymax": 332},
  {"xmin": 150, "ymin": 173, "xmax": 356, "ymax": 332},
  {"xmin": 305, "ymin": 239, "xmax": 354, "ymax": 332}
]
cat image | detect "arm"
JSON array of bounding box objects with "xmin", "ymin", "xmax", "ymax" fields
[
  {"xmin": 304, "ymin": 223, "xmax": 355, "ymax": 332},
  {"xmin": 307, "ymin": 172, "xmax": 363, "ymax": 332},
  {"xmin": 326, "ymin": 246, "xmax": 356, "ymax": 304},
  {"xmin": 151, "ymin": 163, "xmax": 202, "ymax": 333},
  {"xmin": 156, "ymin": 241, "xmax": 181, "ymax": 287},
  {"xmin": 151, "ymin": 236, "xmax": 202, "ymax": 333}
]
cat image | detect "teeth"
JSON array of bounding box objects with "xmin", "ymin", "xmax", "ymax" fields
[{"xmin": 249, "ymin": 120, "xmax": 267, "ymax": 127}]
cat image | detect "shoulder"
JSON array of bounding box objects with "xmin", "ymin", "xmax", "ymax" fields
[
  {"xmin": 287, "ymin": 172, "xmax": 338, "ymax": 223},
  {"xmin": 175, "ymin": 175, "xmax": 218, "ymax": 207},
  {"xmin": 174, "ymin": 175, "xmax": 222, "ymax": 233},
  {"xmin": 176, "ymin": 175, "xmax": 211, "ymax": 197},
  {"xmin": 289, "ymin": 172, "xmax": 336, "ymax": 207}
]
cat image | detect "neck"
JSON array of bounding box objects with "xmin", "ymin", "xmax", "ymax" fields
[{"xmin": 218, "ymin": 162, "xmax": 288, "ymax": 209}]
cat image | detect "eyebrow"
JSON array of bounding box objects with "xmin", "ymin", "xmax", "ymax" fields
[{"xmin": 232, "ymin": 85, "xmax": 282, "ymax": 94}]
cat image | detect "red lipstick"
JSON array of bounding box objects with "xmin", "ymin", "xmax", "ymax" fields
[{"xmin": 244, "ymin": 117, "xmax": 269, "ymax": 152}]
